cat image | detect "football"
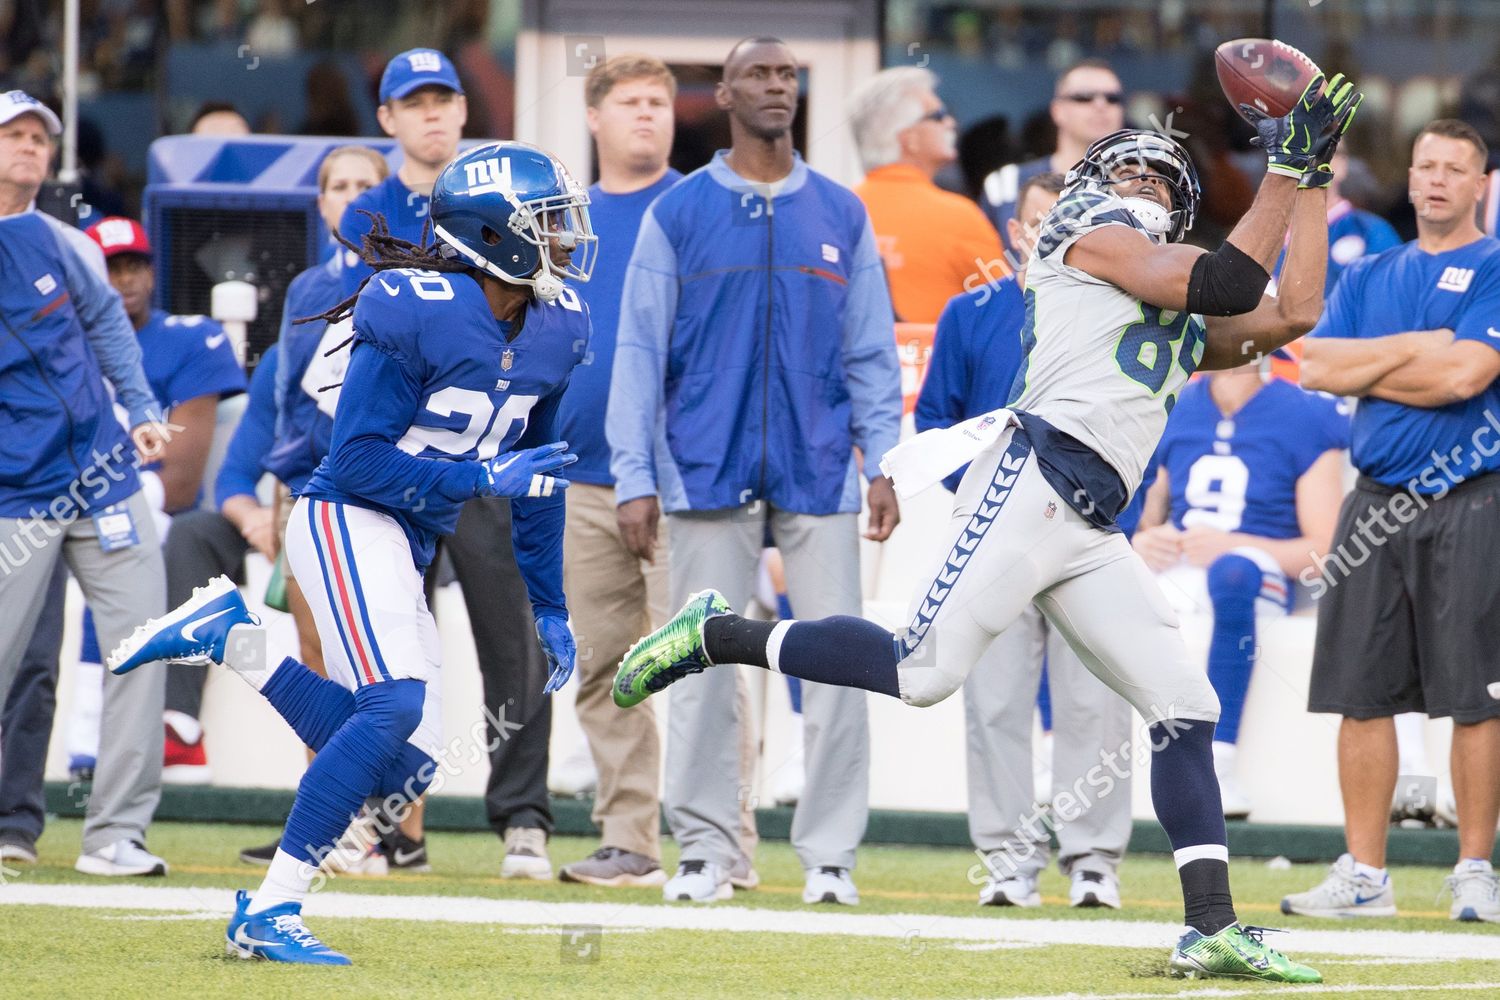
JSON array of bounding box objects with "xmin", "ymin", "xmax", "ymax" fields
[{"xmin": 1215, "ymin": 38, "xmax": 1322, "ymax": 123}]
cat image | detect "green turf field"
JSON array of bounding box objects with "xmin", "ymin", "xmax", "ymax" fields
[{"xmin": 4, "ymin": 819, "xmax": 1499, "ymax": 999}]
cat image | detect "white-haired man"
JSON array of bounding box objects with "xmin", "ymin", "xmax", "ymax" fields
[{"xmin": 850, "ymin": 67, "xmax": 1004, "ymax": 323}]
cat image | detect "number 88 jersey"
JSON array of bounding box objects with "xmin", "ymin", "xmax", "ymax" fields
[
  {"xmin": 302, "ymin": 265, "xmax": 590, "ymax": 569},
  {"xmin": 1010, "ymin": 184, "xmax": 1206, "ymax": 497}
]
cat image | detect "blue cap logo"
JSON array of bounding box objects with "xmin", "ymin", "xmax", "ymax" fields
[{"xmin": 379, "ymin": 48, "xmax": 464, "ymax": 103}]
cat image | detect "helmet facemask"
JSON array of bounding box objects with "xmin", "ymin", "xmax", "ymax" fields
[{"xmin": 1068, "ymin": 130, "xmax": 1201, "ymax": 244}]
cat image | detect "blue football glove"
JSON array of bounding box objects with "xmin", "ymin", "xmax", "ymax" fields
[
  {"xmin": 477, "ymin": 442, "xmax": 576, "ymax": 499},
  {"xmin": 536, "ymin": 615, "xmax": 576, "ymax": 693}
]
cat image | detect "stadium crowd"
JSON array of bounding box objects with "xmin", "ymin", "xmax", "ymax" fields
[{"xmin": 1, "ymin": 29, "xmax": 1499, "ymax": 926}]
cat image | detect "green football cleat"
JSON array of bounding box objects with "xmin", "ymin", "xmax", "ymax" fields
[
  {"xmin": 613, "ymin": 590, "xmax": 732, "ymax": 708},
  {"xmin": 1169, "ymin": 924, "xmax": 1322, "ymax": 983}
]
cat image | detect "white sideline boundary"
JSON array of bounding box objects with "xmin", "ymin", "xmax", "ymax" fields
[
  {"xmin": 998, "ymin": 985, "xmax": 1500, "ymax": 1000},
  {"xmin": 5, "ymin": 882, "xmax": 1500, "ymax": 962}
]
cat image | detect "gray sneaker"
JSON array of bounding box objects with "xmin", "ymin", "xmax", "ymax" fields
[{"xmin": 559, "ymin": 846, "xmax": 666, "ymax": 887}]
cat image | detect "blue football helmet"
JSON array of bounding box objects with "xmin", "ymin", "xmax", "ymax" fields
[{"xmin": 430, "ymin": 140, "xmax": 596, "ymax": 302}]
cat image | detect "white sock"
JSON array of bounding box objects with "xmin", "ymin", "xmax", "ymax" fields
[
  {"xmin": 245, "ymin": 848, "xmax": 315, "ymax": 914},
  {"xmin": 1456, "ymin": 858, "xmax": 1493, "ymax": 874},
  {"xmin": 221, "ymin": 623, "xmax": 277, "ymax": 690},
  {"xmin": 1394, "ymin": 713, "xmax": 1429, "ymax": 776},
  {"xmin": 764, "ymin": 620, "xmax": 794, "ymax": 673},
  {"xmin": 1351, "ymin": 858, "xmax": 1387, "ymax": 881}
]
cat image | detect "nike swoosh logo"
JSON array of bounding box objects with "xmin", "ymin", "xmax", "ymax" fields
[
  {"xmin": 180, "ymin": 608, "xmax": 234, "ymax": 644},
  {"xmin": 378, "ymin": 277, "xmax": 401, "ymax": 296},
  {"xmin": 392, "ymin": 848, "xmax": 424, "ymax": 866},
  {"xmin": 1353, "ymin": 893, "xmax": 1385, "ymax": 905},
  {"xmin": 1488, "ymin": 327, "xmax": 1500, "ymax": 339},
  {"xmin": 234, "ymin": 925, "xmax": 285, "ymax": 950},
  {"xmin": 205, "ymin": 333, "xmax": 228, "ymax": 350}
]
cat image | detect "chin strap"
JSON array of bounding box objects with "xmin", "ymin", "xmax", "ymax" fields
[
  {"xmin": 531, "ymin": 270, "xmax": 564, "ymax": 303},
  {"xmin": 1120, "ymin": 196, "xmax": 1172, "ymax": 242}
]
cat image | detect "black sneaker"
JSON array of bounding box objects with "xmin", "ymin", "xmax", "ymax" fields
[
  {"xmin": 239, "ymin": 837, "xmax": 280, "ymax": 866},
  {"xmin": 379, "ymin": 827, "xmax": 432, "ymax": 873}
]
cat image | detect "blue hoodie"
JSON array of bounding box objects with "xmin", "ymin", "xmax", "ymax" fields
[{"xmin": 607, "ymin": 152, "xmax": 901, "ymax": 515}]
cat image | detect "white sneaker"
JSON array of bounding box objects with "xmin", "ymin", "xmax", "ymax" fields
[
  {"xmin": 1447, "ymin": 860, "xmax": 1500, "ymax": 922},
  {"xmin": 1213, "ymin": 742, "xmax": 1251, "ymax": 820},
  {"xmin": 979, "ymin": 872, "xmax": 1041, "ymax": 907},
  {"xmin": 1069, "ymin": 868, "xmax": 1121, "ymax": 908},
  {"xmin": 548, "ymin": 741, "xmax": 597, "ymax": 798},
  {"xmin": 500, "ymin": 827, "xmax": 553, "ymax": 880},
  {"xmin": 771, "ymin": 714, "xmax": 805, "ymax": 807},
  {"xmin": 0, "ymin": 842, "xmax": 37, "ymax": 865},
  {"xmin": 664, "ymin": 860, "xmax": 732, "ymax": 902},
  {"xmin": 319, "ymin": 807, "xmax": 388, "ymax": 876},
  {"xmin": 75, "ymin": 838, "xmax": 168, "ymax": 877},
  {"xmin": 1280, "ymin": 853, "xmax": 1396, "ymax": 918},
  {"xmin": 802, "ymin": 865, "xmax": 859, "ymax": 905}
]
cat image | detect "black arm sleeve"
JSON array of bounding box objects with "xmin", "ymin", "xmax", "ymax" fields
[{"xmin": 1185, "ymin": 241, "xmax": 1271, "ymax": 317}]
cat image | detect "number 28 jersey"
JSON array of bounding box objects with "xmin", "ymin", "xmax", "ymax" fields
[
  {"xmin": 301, "ymin": 267, "xmax": 590, "ymax": 576},
  {"xmin": 1009, "ymin": 184, "xmax": 1207, "ymax": 497}
]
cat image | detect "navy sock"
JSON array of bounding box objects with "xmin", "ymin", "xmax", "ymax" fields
[
  {"xmin": 260, "ymin": 656, "xmax": 356, "ymax": 752},
  {"xmin": 1149, "ymin": 718, "xmax": 1236, "ymax": 934},
  {"xmin": 1205, "ymin": 554, "xmax": 1260, "ymax": 745},
  {"xmin": 279, "ymin": 679, "xmax": 425, "ymax": 865},
  {"xmin": 703, "ymin": 613, "xmax": 901, "ymax": 699}
]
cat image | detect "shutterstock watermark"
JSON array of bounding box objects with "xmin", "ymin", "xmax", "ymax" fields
[
  {"xmin": 0, "ymin": 420, "xmax": 183, "ymax": 576},
  {"xmin": 1300, "ymin": 408, "xmax": 1500, "ymax": 598},
  {"xmin": 965, "ymin": 706, "xmax": 1189, "ymax": 885}
]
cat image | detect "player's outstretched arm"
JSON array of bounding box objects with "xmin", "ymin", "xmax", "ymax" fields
[
  {"xmin": 1069, "ymin": 71, "xmax": 1357, "ymax": 323},
  {"xmin": 1198, "ymin": 185, "xmax": 1327, "ymax": 369}
]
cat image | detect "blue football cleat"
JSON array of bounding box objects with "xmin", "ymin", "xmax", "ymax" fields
[
  {"xmin": 106, "ymin": 574, "xmax": 258, "ymax": 675},
  {"xmin": 225, "ymin": 889, "xmax": 351, "ymax": 965}
]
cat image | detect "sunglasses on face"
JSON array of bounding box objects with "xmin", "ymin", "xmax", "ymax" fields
[{"xmin": 1060, "ymin": 91, "xmax": 1124, "ymax": 105}]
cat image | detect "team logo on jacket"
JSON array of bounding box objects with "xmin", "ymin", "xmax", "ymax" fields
[
  {"xmin": 33, "ymin": 273, "xmax": 57, "ymax": 296},
  {"xmin": 821, "ymin": 243, "xmax": 840, "ymax": 263},
  {"xmin": 501, "ymin": 348, "xmax": 515, "ymax": 372}
]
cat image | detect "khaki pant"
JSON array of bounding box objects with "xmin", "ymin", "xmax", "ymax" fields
[{"xmin": 565, "ymin": 483, "xmax": 759, "ymax": 862}]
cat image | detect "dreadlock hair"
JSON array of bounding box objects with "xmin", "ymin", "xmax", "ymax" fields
[{"xmin": 298, "ymin": 209, "xmax": 472, "ymax": 333}]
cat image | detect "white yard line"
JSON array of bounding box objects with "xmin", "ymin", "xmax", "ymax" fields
[
  {"xmin": 4, "ymin": 882, "xmax": 1500, "ymax": 962},
  {"xmin": 993, "ymin": 985, "xmax": 1500, "ymax": 1000}
]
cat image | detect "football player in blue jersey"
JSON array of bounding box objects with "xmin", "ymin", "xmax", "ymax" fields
[
  {"xmin": 1133, "ymin": 365, "xmax": 1348, "ymax": 819},
  {"xmin": 106, "ymin": 139, "xmax": 594, "ymax": 965}
]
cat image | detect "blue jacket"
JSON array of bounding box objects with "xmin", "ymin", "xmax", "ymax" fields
[
  {"xmin": 215, "ymin": 341, "xmax": 279, "ymax": 507},
  {"xmin": 265, "ymin": 254, "xmax": 343, "ymax": 491},
  {"xmin": 608, "ymin": 152, "xmax": 901, "ymax": 515},
  {"xmin": 0, "ymin": 211, "xmax": 159, "ymax": 518},
  {"xmin": 915, "ymin": 279, "xmax": 1027, "ymax": 492}
]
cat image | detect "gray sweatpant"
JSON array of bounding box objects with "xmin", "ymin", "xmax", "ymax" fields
[
  {"xmin": 665, "ymin": 507, "xmax": 870, "ymax": 873},
  {"xmin": 0, "ymin": 488, "xmax": 166, "ymax": 853},
  {"xmin": 965, "ymin": 605, "xmax": 1133, "ymax": 880}
]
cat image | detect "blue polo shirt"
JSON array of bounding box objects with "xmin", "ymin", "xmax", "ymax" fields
[
  {"xmin": 558, "ymin": 170, "xmax": 681, "ymax": 486},
  {"xmin": 1310, "ymin": 236, "xmax": 1500, "ymax": 492}
]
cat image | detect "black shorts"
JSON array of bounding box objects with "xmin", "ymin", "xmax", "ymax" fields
[{"xmin": 1308, "ymin": 471, "xmax": 1500, "ymax": 723}]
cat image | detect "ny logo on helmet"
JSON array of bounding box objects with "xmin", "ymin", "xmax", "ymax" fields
[{"xmin": 463, "ymin": 157, "xmax": 514, "ymax": 197}]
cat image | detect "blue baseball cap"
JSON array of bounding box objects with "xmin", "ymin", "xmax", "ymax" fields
[{"xmin": 379, "ymin": 48, "xmax": 464, "ymax": 103}]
